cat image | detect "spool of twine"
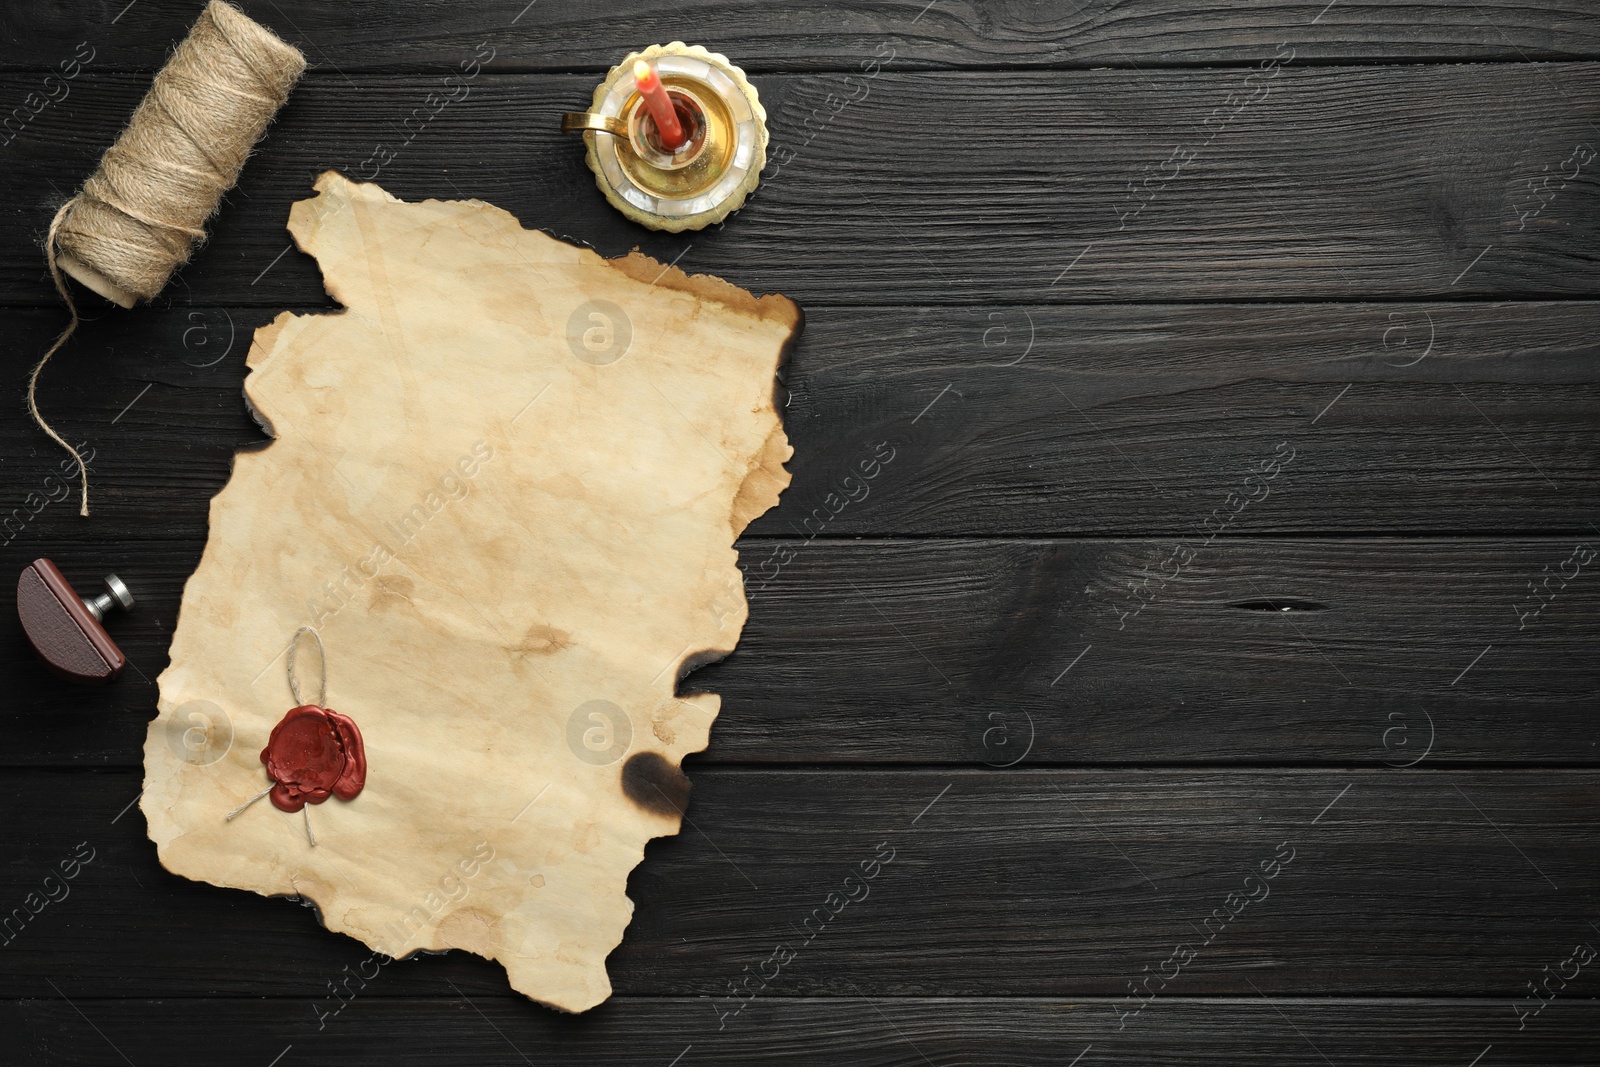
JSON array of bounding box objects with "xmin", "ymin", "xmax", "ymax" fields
[{"xmin": 31, "ymin": 1, "xmax": 305, "ymax": 516}]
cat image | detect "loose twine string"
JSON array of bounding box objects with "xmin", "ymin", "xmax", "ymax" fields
[
  {"xmin": 286, "ymin": 625, "xmax": 327, "ymax": 708},
  {"xmin": 29, "ymin": 1, "xmax": 305, "ymax": 516}
]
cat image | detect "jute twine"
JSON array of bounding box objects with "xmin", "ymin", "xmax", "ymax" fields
[{"xmin": 31, "ymin": 1, "xmax": 305, "ymax": 516}]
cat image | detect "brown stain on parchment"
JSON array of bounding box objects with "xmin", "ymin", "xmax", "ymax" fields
[
  {"xmin": 515, "ymin": 622, "xmax": 571, "ymax": 657},
  {"xmin": 436, "ymin": 907, "xmax": 499, "ymax": 957},
  {"xmin": 371, "ymin": 574, "xmax": 417, "ymax": 611},
  {"xmin": 609, "ymin": 252, "xmax": 800, "ymax": 333},
  {"xmin": 621, "ymin": 752, "xmax": 691, "ymax": 818},
  {"xmin": 651, "ymin": 715, "xmax": 676, "ymax": 746}
]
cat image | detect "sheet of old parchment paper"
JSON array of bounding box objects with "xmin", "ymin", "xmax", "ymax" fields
[{"xmin": 143, "ymin": 172, "xmax": 795, "ymax": 1012}]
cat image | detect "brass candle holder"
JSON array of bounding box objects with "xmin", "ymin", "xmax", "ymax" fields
[{"xmin": 562, "ymin": 43, "xmax": 767, "ymax": 232}]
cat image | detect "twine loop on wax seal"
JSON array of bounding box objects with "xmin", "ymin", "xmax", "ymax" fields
[{"xmin": 29, "ymin": 0, "xmax": 305, "ymax": 517}]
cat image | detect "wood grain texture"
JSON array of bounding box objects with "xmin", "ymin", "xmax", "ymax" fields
[
  {"xmin": 2, "ymin": 66, "xmax": 1598, "ymax": 307},
  {"xmin": 4, "ymin": 0, "xmax": 1600, "ymax": 71},
  {"xmin": 2, "ymin": 538, "xmax": 1596, "ymax": 767},
  {"xmin": 5, "ymin": 302, "xmax": 1597, "ymax": 540},
  {"xmin": 2, "ymin": 6, "xmax": 1598, "ymax": 1062},
  {"xmin": 0, "ymin": 769, "xmax": 1594, "ymax": 999},
  {"xmin": 5, "ymin": 997, "xmax": 1595, "ymax": 1066}
]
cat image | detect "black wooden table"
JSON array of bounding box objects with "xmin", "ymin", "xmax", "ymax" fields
[{"xmin": 2, "ymin": 2, "xmax": 1598, "ymax": 1063}]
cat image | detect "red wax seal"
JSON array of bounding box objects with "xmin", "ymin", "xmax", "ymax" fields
[{"xmin": 261, "ymin": 705, "xmax": 367, "ymax": 813}]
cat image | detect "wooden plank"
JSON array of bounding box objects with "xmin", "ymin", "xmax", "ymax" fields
[
  {"xmin": 5, "ymin": 0, "xmax": 1599, "ymax": 72},
  {"xmin": 0, "ymin": 769, "xmax": 1593, "ymax": 999},
  {"xmin": 4, "ymin": 302, "xmax": 1597, "ymax": 541},
  {"xmin": 2, "ymin": 536, "xmax": 1596, "ymax": 767},
  {"xmin": 2, "ymin": 66, "xmax": 1597, "ymax": 306},
  {"xmin": 754, "ymin": 300, "xmax": 1600, "ymax": 536},
  {"xmin": 4, "ymin": 997, "xmax": 1595, "ymax": 1065}
]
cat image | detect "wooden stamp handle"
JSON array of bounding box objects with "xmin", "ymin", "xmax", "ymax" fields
[{"xmin": 17, "ymin": 558, "xmax": 132, "ymax": 685}]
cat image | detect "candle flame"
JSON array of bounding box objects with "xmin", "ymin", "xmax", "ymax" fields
[{"xmin": 632, "ymin": 60, "xmax": 657, "ymax": 90}]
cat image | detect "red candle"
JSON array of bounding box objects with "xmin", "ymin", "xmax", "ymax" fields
[{"xmin": 632, "ymin": 59, "xmax": 686, "ymax": 151}]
